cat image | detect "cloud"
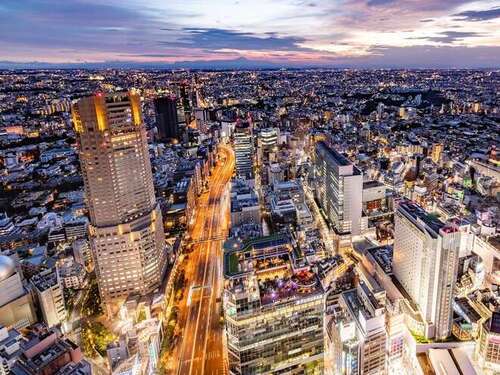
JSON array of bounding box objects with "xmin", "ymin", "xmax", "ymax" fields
[
  {"xmin": 0, "ymin": 0, "xmax": 498, "ymax": 66},
  {"xmin": 453, "ymin": 7, "xmax": 500, "ymax": 22},
  {"xmin": 366, "ymin": 0, "xmax": 395, "ymax": 7},
  {"xmin": 349, "ymin": 0, "xmax": 471, "ymax": 12},
  {"xmin": 340, "ymin": 45, "xmax": 500, "ymax": 68},
  {"xmin": 160, "ymin": 28, "xmax": 310, "ymax": 52},
  {"xmin": 0, "ymin": 0, "xmax": 174, "ymax": 52},
  {"xmin": 1, "ymin": 44, "xmax": 498, "ymax": 69},
  {"xmin": 331, "ymin": 0, "xmax": 474, "ymax": 32},
  {"xmin": 413, "ymin": 30, "xmax": 486, "ymax": 44}
]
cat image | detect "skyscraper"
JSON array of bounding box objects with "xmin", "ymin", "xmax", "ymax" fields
[
  {"xmin": 393, "ymin": 200, "xmax": 460, "ymax": 340},
  {"xmin": 154, "ymin": 96, "xmax": 179, "ymax": 141},
  {"xmin": 234, "ymin": 121, "xmax": 254, "ymax": 179},
  {"xmin": 314, "ymin": 141, "xmax": 363, "ymax": 237},
  {"xmin": 72, "ymin": 92, "xmax": 167, "ymax": 307}
]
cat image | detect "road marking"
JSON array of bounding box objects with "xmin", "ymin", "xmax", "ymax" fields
[
  {"xmin": 175, "ymin": 146, "xmax": 234, "ymax": 375},
  {"xmin": 188, "ymin": 242, "xmax": 211, "ymax": 375},
  {"xmin": 201, "ymin": 149, "xmax": 233, "ymax": 375},
  {"xmin": 191, "ymin": 235, "xmax": 225, "ymax": 244},
  {"xmin": 176, "ymin": 230, "xmax": 206, "ymax": 374},
  {"xmin": 190, "ymin": 158, "xmax": 225, "ymax": 375}
]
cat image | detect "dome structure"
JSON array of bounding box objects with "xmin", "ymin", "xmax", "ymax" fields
[{"xmin": 0, "ymin": 255, "xmax": 16, "ymax": 282}]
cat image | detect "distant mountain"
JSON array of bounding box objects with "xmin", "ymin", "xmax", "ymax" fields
[
  {"xmin": 172, "ymin": 57, "xmax": 287, "ymax": 69},
  {"xmin": 0, "ymin": 57, "xmax": 297, "ymax": 70},
  {"xmin": 1, "ymin": 46, "xmax": 498, "ymax": 70}
]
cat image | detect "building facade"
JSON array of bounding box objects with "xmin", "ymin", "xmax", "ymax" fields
[
  {"xmin": 234, "ymin": 121, "xmax": 254, "ymax": 179},
  {"xmin": 0, "ymin": 256, "xmax": 36, "ymax": 330},
  {"xmin": 314, "ymin": 141, "xmax": 363, "ymax": 237},
  {"xmin": 475, "ymin": 312, "xmax": 500, "ymax": 373},
  {"xmin": 223, "ymin": 236, "xmax": 324, "ymax": 374},
  {"xmin": 30, "ymin": 268, "xmax": 66, "ymax": 328},
  {"xmin": 73, "ymin": 92, "xmax": 167, "ymax": 305},
  {"xmin": 154, "ymin": 96, "xmax": 179, "ymax": 141},
  {"xmin": 393, "ymin": 201, "xmax": 460, "ymax": 340},
  {"xmin": 325, "ymin": 284, "xmax": 387, "ymax": 375}
]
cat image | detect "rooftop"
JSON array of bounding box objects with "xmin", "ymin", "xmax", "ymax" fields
[
  {"xmin": 316, "ymin": 141, "xmax": 351, "ymax": 167},
  {"xmin": 363, "ymin": 180, "xmax": 385, "ymax": 189},
  {"xmin": 30, "ymin": 269, "xmax": 59, "ymax": 292},
  {"xmin": 224, "ymin": 235, "xmax": 322, "ymax": 307},
  {"xmin": 398, "ymin": 200, "xmax": 445, "ymax": 235},
  {"xmin": 367, "ymin": 246, "xmax": 393, "ymax": 274}
]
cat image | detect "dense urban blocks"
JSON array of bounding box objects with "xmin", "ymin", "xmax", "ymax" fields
[{"xmin": 0, "ymin": 68, "xmax": 498, "ymax": 375}]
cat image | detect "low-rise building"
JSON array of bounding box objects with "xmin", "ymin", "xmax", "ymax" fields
[
  {"xmin": 10, "ymin": 325, "xmax": 89, "ymax": 375},
  {"xmin": 30, "ymin": 269, "xmax": 66, "ymax": 328},
  {"xmin": 0, "ymin": 255, "xmax": 36, "ymax": 329},
  {"xmin": 475, "ymin": 312, "xmax": 500, "ymax": 373}
]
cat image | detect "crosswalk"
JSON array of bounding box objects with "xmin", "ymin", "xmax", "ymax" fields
[
  {"xmin": 206, "ymin": 350, "xmax": 221, "ymax": 360},
  {"xmin": 180, "ymin": 352, "xmax": 225, "ymax": 375},
  {"xmin": 180, "ymin": 350, "xmax": 220, "ymax": 362},
  {"xmin": 191, "ymin": 235, "xmax": 225, "ymax": 244}
]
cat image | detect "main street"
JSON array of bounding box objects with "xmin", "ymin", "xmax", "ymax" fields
[{"xmin": 172, "ymin": 144, "xmax": 234, "ymax": 375}]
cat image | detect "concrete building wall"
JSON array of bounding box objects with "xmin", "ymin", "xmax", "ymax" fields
[
  {"xmin": 73, "ymin": 92, "xmax": 167, "ymax": 305},
  {"xmin": 393, "ymin": 203, "xmax": 459, "ymax": 339}
]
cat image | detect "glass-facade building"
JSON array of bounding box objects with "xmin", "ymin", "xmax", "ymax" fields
[{"xmin": 223, "ymin": 235, "xmax": 324, "ymax": 374}]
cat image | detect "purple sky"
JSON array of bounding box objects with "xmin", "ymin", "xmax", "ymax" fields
[{"xmin": 1, "ymin": 0, "xmax": 499, "ymax": 67}]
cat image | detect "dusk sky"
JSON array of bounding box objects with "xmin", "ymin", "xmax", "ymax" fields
[{"xmin": 1, "ymin": 0, "xmax": 500, "ymax": 67}]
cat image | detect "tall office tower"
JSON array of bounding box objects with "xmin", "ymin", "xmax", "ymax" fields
[
  {"xmin": 393, "ymin": 200, "xmax": 460, "ymax": 340},
  {"xmin": 223, "ymin": 235, "xmax": 324, "ymax": 374},
  {"xmin": 154, "ymin": 96, "xmax": 179, "ymax": 141},
  {"xmin": 72, "ymin": 92, "xmax": 167, "ymax": 306},
  {"xmin": 325, "ymin": 283, "xmax": 387, "ymax": 375},
  {"xmin": 314, "ymin": 141, "xmax": 363, "ymax": 238},
  {"xmin": 234, "ymin": 121, "xmax": 254, "ymax": 179}
]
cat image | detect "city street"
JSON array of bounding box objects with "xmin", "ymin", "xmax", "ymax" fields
[{"xmin": 172, "ymin": 144, "xmax": 234, "ymax": 375}]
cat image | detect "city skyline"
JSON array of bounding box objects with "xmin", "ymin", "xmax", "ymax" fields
[
  {"xmin": 1, "ymin": 0, "xmax": 500, "ymax": 68},
  {"xmin": 0, "ymin": 66, "xmax": 498, "ymax": 375},
  {"xmin": 0, "ymin": 3, "xmax": 499, "ymax": 372}
]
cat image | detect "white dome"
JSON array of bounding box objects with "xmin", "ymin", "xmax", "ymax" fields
[{"xmin": 0, "ymin": 255, "xmax": 16, "ymax": 282}]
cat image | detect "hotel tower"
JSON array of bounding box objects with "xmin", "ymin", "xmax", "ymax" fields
[{"xmin": 72, "ymin": 91, "xmax": 167, "ymax": 306}]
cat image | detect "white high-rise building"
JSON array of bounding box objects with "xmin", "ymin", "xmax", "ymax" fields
[
  {"xmin": 325, "ymin": 283, "xmax": 387, "ymax": 375},
  {"xmin": 257, "ymin": 127, "xmax": 279, "ymax": 166},
  {"xmin": 393, "ymin": 200, "xmax": 460, "ymax": 340},
  {"xmin": 258, "ymin": 127, "xmax": 279, "ymax": 149},
  {"xmin": 314, "ymin": 141, "xmax": 363, "ymax": 237},
  {"xmin": 73, "ymin": 92, "xmax": 167, "ymax": 306}
]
